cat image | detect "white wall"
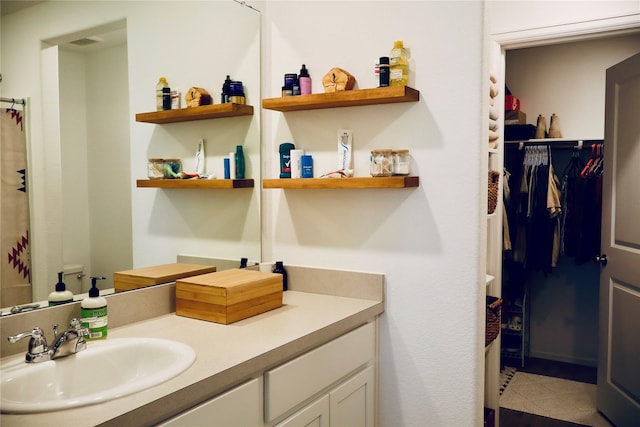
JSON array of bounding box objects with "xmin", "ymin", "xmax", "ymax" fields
[
  {"xmin": 506, "ymin": 34, "xmax": 640, "ymax": 138},
  {"xmin": 59, "ymin": 49, "xmax": 92, "ymax": 292},
  {"xmin": 261, "ymin": 2, "xmax": 485, "ymax": 425}
]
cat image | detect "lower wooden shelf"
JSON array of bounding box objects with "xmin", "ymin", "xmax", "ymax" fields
[
  {"xmin": 262, "ymin": 176, "xmax": 419, "ymax": 189},
  {"xmin": 136, "ymin": 179, "xmax": 254, "ymax": 189}
]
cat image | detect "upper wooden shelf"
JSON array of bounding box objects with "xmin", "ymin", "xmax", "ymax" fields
[
  {"xmin": 262, "ymin": 86, "xmax": 420, "ymax": 112},
  {"xmin": 262, "ymin": 176, "xmax": 419, "ymax": 189},
  {"xmin": 135, "ymin": 103, "xmax": 254, "ymax": 124},
  {"xmin": 137, "ymin": 179, "xmax": 254, "ymax": 189}
]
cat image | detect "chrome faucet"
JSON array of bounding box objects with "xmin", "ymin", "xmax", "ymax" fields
[{"xmin": 7, "ymin": 318, "xmax": 89, "ymax": 363}]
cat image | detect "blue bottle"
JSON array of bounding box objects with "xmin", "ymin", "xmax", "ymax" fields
[{"xmin": 235, "ymin": 145, "xmax": 245, "ymax": 179}]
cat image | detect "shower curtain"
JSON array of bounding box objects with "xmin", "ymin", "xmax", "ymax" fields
[{"xmin": 1, "ymin": 106, "xmax": 32, "ymax": 307}]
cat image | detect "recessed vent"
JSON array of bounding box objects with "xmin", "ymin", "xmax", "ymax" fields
[{"xmin": 70, "ymin": 36, "xmax": 103, "ymax": 46}]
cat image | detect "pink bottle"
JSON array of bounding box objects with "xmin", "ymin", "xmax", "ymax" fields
[{"xmin": 299, "ymin": 64, "xmax": 311, "ymax": 95}]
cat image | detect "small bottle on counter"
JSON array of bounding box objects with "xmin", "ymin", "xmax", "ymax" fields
[
  {"xmin": 81, "ymin": 276, "xmax": 108, "ymax": 341},
  {"xmin": 272, "ymin": 261, "xmax": 288, "ymax": 291}
]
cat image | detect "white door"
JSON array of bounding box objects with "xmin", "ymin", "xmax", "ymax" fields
[{"xmin": 597, "ymin": 51, "xmax": 640, "ymax": 427}]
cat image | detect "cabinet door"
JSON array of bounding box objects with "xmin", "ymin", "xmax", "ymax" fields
[
  {"xmin": 159, "ymin": 378, "xmax": 262, "ymax": 427},
  {"xmin": 276, "ymin": 395, "xmax": 330, "ymax": 427},
  {"xmin": 329, "ymin": 365, "xmax": 375, "ymax": 427},
  {"xmin": 265, "ymin": 322, "xmax": 375, "ymax": 422}
]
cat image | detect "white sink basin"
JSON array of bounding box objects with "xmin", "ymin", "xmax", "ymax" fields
[{"xmin": 1, "ymin": 337, "xmax": 195, "ymax": 413}]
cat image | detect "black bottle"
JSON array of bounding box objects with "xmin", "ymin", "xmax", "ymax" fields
[
  {"xmin": 272, "ymin": 261, "xmax": 288, "ymax": 291},
  {"xmin": 239, "ymin": 257, "xmax": 248, "ymax": 268},
  {"xmin": 221, "ymin": 75, "xmax": 232, "ymax": 103},
  {"xmin": 379, "ymin": 57, "xmax": 390, "ymax": 87},
  {"xmin": 162, "ymin": 87, "xmax": 171, "ymax": 110}
]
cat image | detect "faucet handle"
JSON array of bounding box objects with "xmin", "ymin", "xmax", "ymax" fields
[
  {"xmin": 69, "ymin": 318, "xmax": 89, "ymax": 336},
  {"xmin": 7, "ymin": 327, "xmax": 51, "ymax": 362}
]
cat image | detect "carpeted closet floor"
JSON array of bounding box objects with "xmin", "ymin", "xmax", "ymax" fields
[{"xmin": 499, "ymin": 358, "xmax": 614, "ymax": 427}]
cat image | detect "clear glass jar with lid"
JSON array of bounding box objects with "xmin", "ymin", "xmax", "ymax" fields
[
  {"xmin": 163, "ymin": 158, "xmax": 182, "ymax": 178},
  {"xmin": 370, "ymin": 149, "xmax": 393, "ymax": 177},
  {"xmin": 147, "ymin": 158, "xmax": 165, "ymax": 179},
  {"xmin": 391, "ymin": 149, "xmax": 410, "ymax": 175}
]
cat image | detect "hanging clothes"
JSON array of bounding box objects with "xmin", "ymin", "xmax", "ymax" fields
[
  {"xmin": 561, "ymin": 144, "xmax": 603, "ymax": 265},
  {"xmin": 505, "ymin": 146, "xmax": 562, "ymax": 274}
]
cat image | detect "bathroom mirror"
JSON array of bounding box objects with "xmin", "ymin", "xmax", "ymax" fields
[{"xmin": 0, "ymin": 1, "xmax": 261, "ymax": 314}]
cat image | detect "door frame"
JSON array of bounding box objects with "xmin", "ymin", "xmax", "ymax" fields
[{"xmin": 484, "ymin": 9, "xmax": 640, "ymax": 425}]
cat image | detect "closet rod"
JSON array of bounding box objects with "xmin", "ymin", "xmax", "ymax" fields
[
  {"xmin": 1, "ymin": 97, "xmax": 26, "ymax": 106},
  {"xmin": 505, "ymin": 138, "xmax": 604, "ymax": 150}
]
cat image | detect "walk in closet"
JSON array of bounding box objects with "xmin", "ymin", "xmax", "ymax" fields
[
  {"xmin": 500, "ymin": 33, "xmax": 640, "ymax": 370},
  {"xmin": 501, "ymin": 139, "xmax": 603, "ymax": 368}
]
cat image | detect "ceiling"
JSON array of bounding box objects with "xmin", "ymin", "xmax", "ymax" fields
[{"xmin": 0, "ymin": 1, "xmax": 47, "ymax": 16}]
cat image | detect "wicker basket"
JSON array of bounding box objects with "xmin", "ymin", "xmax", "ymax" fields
[
  {"xmin": 485, "ymin": 296, "xmax": 502, "ymax": 346},
  {"xmin": 487, "ymin": 170, "xmax": 500, "ymax": 214}
]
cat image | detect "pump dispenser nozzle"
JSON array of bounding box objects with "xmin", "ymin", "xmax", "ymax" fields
[
  {"xmin": 89, "ymin": 276, "xmax": 106, "ymax": 297},
  {"xmin": 55, "ymin": 272, "xmax": 66, "ymax": 292}
]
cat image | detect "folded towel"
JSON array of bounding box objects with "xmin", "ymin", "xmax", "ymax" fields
[
  {"xmin": 490, "ymin": 83, "xmax": 499, "ymax": 98},
  {"xmin": 489, "ymin": 104, "xmax": 499, "ymax": 121}
]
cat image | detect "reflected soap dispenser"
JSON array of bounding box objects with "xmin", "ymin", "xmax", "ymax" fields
[
  {"xmin": 48, "ymin": 271, "xmax": 74, "ymax": 306},
  {"xmin": 81, "ymin": 276, "xmax": 108, "ymax": 340}
]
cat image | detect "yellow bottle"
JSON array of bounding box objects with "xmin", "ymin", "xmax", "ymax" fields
[{"xmin": 390, "ymin": 40, "xmax": 410, "ymax": 87}]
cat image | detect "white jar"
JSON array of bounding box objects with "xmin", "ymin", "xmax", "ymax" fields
[{"xmin": 392, "ymin": 149, "xmax": 410, "ymax": 175}]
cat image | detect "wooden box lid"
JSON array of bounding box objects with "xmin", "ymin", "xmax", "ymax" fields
[{"xmin": 114, "ymin": 263, "xmax": 217, "ymax": 291}]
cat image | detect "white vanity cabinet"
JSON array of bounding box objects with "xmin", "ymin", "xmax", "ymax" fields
[
  {"xmin": 160, "ymin": 321, "xmax": 376, "ymax": 427},
  {"xmin": 276, "ymin": 365, "xmax": 375, "ymax": 427},
  {"xmin": 266, "ymin": 322, "xmax": 376, "ymax": 427},
  {"xmin": 159, "ymin": 377, "xmax": 263, "ymax": 426}
]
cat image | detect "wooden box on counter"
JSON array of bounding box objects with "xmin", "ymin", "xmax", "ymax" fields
[
  {"xmin": 175, "ymin": 269, "xmax": 283, "ymax": 324},
  {"xmin": 114, "ymin": 263, "xmax": 217, "ymax": 293}
]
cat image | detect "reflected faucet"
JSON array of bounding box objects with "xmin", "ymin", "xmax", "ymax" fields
[{"xmin": 7, "ymin": 318, "xmax": 89, "ymax": 363}]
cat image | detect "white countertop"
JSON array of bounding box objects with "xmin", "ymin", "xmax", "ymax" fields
[{"xmin": 0, "ymin": 291, "xmax": 383, "ymax": 427}]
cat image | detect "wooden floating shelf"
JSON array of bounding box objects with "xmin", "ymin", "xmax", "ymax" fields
[
  {"xmin": 262, "ymin": 176, "xmax": 419, "ymax": 189},
  {"xmin": 262, "ymin": 86, "xmax": 420, "ymax": 112},
  {"xmin": 136, "ymin": 179, "xmax": 254, "ymax": 189},
  {"xmin": 135, "ymin": 103, "xmax": 253, "ymax": 124}
]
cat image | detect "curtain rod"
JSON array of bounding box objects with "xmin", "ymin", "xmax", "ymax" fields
[
  {"xmin": 1, "ymin": 97, "xmax": 26, "ymax": 106},
  {"xmin": 505, "ymin": 138, "xmax": 604, "ymax": 150}
]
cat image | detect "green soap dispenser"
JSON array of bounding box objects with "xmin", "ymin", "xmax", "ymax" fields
[
  {"xmin": 48, "ymin": 271, "xmax": 74, "ymax": 306},
  {"xmin": 81, "ymin": 276, "xmax": 108, "ymax": 340}
]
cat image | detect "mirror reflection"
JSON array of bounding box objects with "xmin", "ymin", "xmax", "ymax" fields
[{"xmin": 0, "ymin": 1, "xmax": 261, "ymax": 315}]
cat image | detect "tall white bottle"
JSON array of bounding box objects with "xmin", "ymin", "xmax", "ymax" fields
[{"xmin": 81, "ymin": 276, "xmax": 108, "ymax": 340}]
